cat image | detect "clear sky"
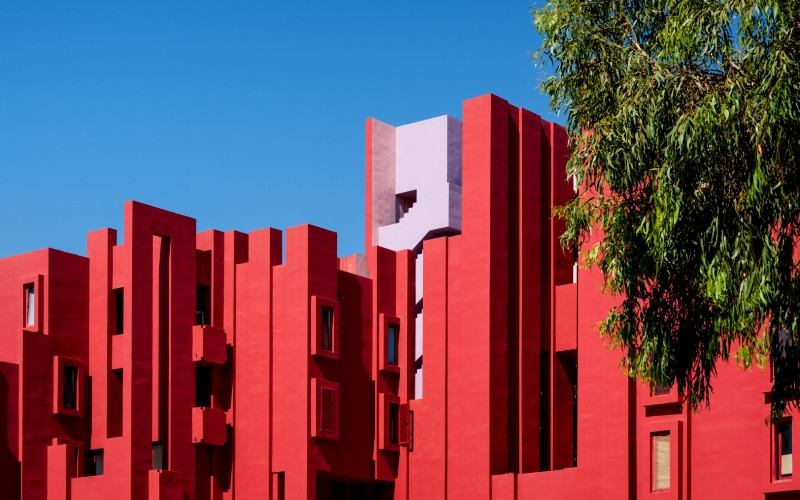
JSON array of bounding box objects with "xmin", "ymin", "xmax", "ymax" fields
[{"xmin": 0, "ymin": 1, "xmax": 559, "ymax": 259}]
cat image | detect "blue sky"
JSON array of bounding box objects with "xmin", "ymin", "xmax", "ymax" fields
[{"xmin": 0, "ymin": 2, "xmax": 559, "ymax": 259}]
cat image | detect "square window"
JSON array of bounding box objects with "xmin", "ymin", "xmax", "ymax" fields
[
  {"xmin": 311, "ymin": 296, "xmax": 339, "ymax": 359},
  {"xmin": 652, "ymin": 432, "xmax": 670, "ymax": 492},
  {"xmin": 778, "ymin": 419, "xmax": 793, "ymax": 479}
]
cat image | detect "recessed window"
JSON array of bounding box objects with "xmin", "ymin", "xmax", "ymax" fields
[
  {"xmin": 89, "ymin": 449, "xmax": 104, "ymax": 476},
  {"xmin": 196, "ymin": 366, "xmax": 212, "ymax": 408},
  {"xmin": 388, "ymin": 323, "xmax": 399, "ymax": 366},
  {"xmin": 24, "ymin": 283, "xmax": 35, "ymax": 327},
  {"xmin": 311, "ymin": 297, "xmax": 338, "ymax": 359},
  {"xmin": 152, "ymin": 442, "xmax": 165, "ymax": 470},
  {"xmin": 63, "ymin": 365, "xmax": 78, "ymax": 410},
  {"xmin": 321, "ymin": 306, "xmax": 334, "ymax": 352},
  {"xmin": 652, "ymin": 432, "xmax": 670, "ymax": 491},
  {"xmin": 113, "ymin": 288, "xmax": 124, "ymax": 334},
  {"xmin": 653, "ymin": 385, "xmax": 670, "ymax": 395},
  {"xmin": 320, "ymin": 388, "xmax": 336, "ymax": 434},
  {"xmin": 196, "ymin": 285, "xmax": 210, "ymax": 326},
  {"xmin": 778, "ymin": 420, "xmax": 793, "ymax": 479},
  {"xmin": 389, "ymin": 402, "xmax": 399, "ymax": 445}
]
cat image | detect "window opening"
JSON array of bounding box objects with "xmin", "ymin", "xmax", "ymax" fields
[
  {"xmin": 24, "ymin": 283, "xmax": 35, "ymax": 327},
  {"xmin": 778, "ymin": 420, "xmax": 793, "ymax": 478},
  {"xmin": 113, "ymin": 288, "xmax": 124, "ymax": 334},
  {"xmin": 321, "ymin": 388, "xmax": 335, "ymax": 434},
  {"xmin": 63, "ymin": 365, "xmax": 78, "ymax": 410},
  {"xmin": 652, "ymin": 432, "xmax": 670, "ymax": 491},
  {"xmin": 152, "ymin": 442, "xmax": 165, "ymax": 470},
  {"xmin": 196, "ymin": 365, "xmax": 212, "ymax": 408},
  {"xmin": 321, "ymin": 306, "xmax": 334, "ymax": 352},
  {"xmin": 196, "ymin": 285, "xmax": 210, "ymax": 326},
  {"xmin": 89, "ymin": 449, "xmax": 104, "ymax": 476},
  {"xmin": 389, "ymin": 402, "xmax": 399, "ymax": 444},
  {"xmin": 388, "ymin": 323, "xmax": 399, "ymax": 366}
]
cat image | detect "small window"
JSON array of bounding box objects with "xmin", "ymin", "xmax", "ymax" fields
[
  {"xmin": 653, "ymin": 385, "xmax": 670, "ymax": 395},
  {"xmin": 321, "ymin": 388, "xmax": 336, "ymax": 434},
  {"xmin": 389, "ymin": 402, "xmax": 399, "ymax": 445},
  {"xmin": 152, "ymin": 442, "xmax": 165, "ymax": 470},
  {"xmin": 388, "ymin": 323, "xmax": 399, "ymax": 366},
  {"xmin": 778, "ymin": 420, "xmax": 793, "ymax": 479},
  {"xmin": 113, "ymin": 288, "xmax": 124, "ymax": 334},
  {"xmin": 89, "ymin": 449, "xmax": 104, "ymax": 476},
  {"xmin": 311, "ymin": 378, "xmax": 339, "ymax": 440},
  {"xmin": 24, "ymin": 283, "xmax": 35, "ymax": 327},
  {"xmin": 63, "ymin": 365, "xmax": 78, "ymax": 410},
  {"xmin": 652, "ymin": 432, "xmax": 670, "ymax": 491},
  {"xmin": 196, "ymin": 285, "xmax": 210, "ymax": 326},
  {"xmin": 196, "ymin": 366, "xmax": 212, "ymax": 408},
  {"xmin": 321, "ymin": 306, "xmax": 334, "ymax": 352}
]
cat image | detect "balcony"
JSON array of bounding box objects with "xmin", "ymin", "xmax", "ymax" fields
[
  {"xmin": 192, "ymin": 325, "xmax": 227, "ymax": 365},
  {"xmin": 192, "ymin": 406, "xmax": 227, "ymax": 446}
]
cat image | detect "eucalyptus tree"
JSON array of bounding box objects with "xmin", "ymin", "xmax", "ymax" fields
[{"xmin": 533, "ymin": 1, "xmax": 799, "ymax": 419}]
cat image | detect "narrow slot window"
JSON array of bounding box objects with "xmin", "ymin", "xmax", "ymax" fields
[
  {"xmin": 113, "ymin": 288, "xmax": 124, "ymax": 334},
  {"xmin": 24, "ymin": 283, "xmax": 35, "ymax": 327},
  {"xmin": 389, "ymin": 402, "xmax": 399, "ymax": 444},
  {"xmin": 63, "ymin": 365, "xmax": 78, "ymax": 410},
  {"xmin": 653, "ymin": 385, "xmax": 670, "ymax": 395},
  {"xmin": 652, "ymin": 432, "xmax": 670, "ymax": 491},
  {"xmin": 388, "ymin": 323, "xmax": 399, "ymax": 366},
  {"xmin": 778, "ymin": 420, "xmax": 793, "ymax": 478},
  {"xmin": 196, "ymin": 365, "xmax": 212, "ymax": 408},
  {"xmin": 321, "ymin": 388, "xmax": 335, "ymax": 434},
  {"xmin": 196, "ymin": 285, "xmax": 210, "ymax": 326},
  {"xmin": 321, "ymin": 306, "xmax": 334, "ymax": 352}
]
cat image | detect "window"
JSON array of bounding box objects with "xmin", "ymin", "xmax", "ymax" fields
[
  {"xmin": 196, "ymin": 285, "xmax": 210, "ymax": 326},
  {"xmin": 379, "ymin": 393, "xmax": 400, "ymax": 451},
  {"xmin": 89, "ymin": 449, "xmax": 104, "ymax": 476},
  {"xmin": 196, "ymin": 366, "xmax": 212, "ymax": 408},
  {"xmin": 379, "ymin": 314, "xmax": 401, "ymax": 373},
  {"xmin": 311, "ymin": 378, "xmax": 339, "ymax": 440},
  {"xmin": 388, "ymin": 323, "xmax": 399, "ymax": 366},
  {"xmin": 54, "ymin": 357, "xmax": 83, "ymax": 416},
  {"xmin": 653, "ymin": 385, "xmax": 670, "ymax": 395},
  {"xmin": 152, "ymin": 442, "xmax": 165, "ymax": 470},
  {"xmin": 321, "ymin": 388, "xmax": 336, "ymax": 434},
  {"xmin": 652, "ymin": 432, "xmax": 670, "ymax": 491},
  {"xmin": 388, "ymin": 402, "xmax": 399, "ymax": 444},
  {"xmin": 24, "ymin": 283, "xmax": 35, "ymax": 327},
  {"xmin": 63, "ymin": 365, "xmax": 78, "ymax": 410},
  {"xmin": 778, "ymin": 420, "xmax": 793, "ymax": 479},
  {"xmin": 311, "ymin": 296, "xmax": 339, "ymax": 359},
  {"xmin": 113, "ymin": 288, "xmax": 124, "ymax": 334},
  {"xmin": 321, "ymin": 306, "xmax": 334, "ymax": 352}
]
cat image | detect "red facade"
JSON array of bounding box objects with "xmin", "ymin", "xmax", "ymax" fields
[{"xmin": 0, "ymin": 94, "xmax": 793, "ymax": 499}]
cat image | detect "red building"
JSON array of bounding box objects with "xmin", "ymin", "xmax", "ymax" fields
[{"xmin": 0, "ymin": 95, "xmax": 794, "ymax": 499}]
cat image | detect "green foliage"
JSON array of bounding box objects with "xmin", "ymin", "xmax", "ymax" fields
[{"xmin": 533, "ymin": 0, "xmax": 800, "ymax": 419}]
